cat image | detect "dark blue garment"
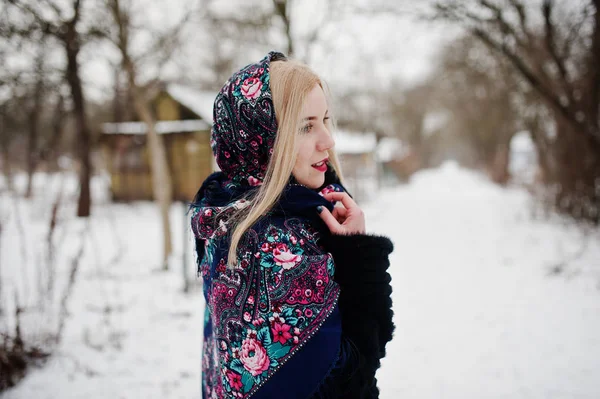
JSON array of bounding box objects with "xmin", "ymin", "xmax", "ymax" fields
[
  {"xmin": 256, "ymin": 306, "xmax": 342, "ymax": 399},
  {"xmin": 192, "ymin": 170, "xmax": 348, "ymax": 399}
]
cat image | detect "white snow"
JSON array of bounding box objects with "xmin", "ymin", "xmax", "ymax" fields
[
  {"xmin": 510, "ymin": 131, "xmax": 538, "ymax": 184},
  {"xmin": 166, "ymin": 84, "xmax": 217, "ymax": 124},
  {"xmin": 2, "ymin": 162, "xmax": 600, "ymax": 399},
  {"xmin": 511, "ymin": 131, "xmax": 536, "ymax": 153}
]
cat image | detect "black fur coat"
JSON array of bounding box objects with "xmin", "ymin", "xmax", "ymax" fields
[{"xmin": 310, "ymin": 233, "xmax": 395, "ymax": 398}]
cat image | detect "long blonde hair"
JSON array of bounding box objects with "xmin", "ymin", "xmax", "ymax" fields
[{"xmin": 226, "ymin": 59, "xmax": 344, "ymax": 266}]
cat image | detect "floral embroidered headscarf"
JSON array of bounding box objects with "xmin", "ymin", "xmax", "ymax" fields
[{"xmin": 211, "ymin": 51, "xmax": 287, "ymax": 188}]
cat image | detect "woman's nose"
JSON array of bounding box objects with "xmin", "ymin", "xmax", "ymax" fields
[{"xmin": 317, "ymin": 128, "xmax": 335, "ymax": 152}]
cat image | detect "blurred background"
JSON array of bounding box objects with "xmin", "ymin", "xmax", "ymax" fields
[{"xmin": 1, "ymin": 0, "xmax": 600, "ymax": 398}]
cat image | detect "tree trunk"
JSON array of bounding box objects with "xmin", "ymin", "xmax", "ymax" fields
[
  {"xmin": 0, "ymin": 105, "xmax": 14, "ymax": 193},
  {"xmin": 586, "ymin": 0, "xmax": 600, "ymax": 139},
  {"xmin": 527, "ymin": 126, "xmax": 550, "ymax": 184},
  {"xmin": 272, "ymin": 0, "xmax": 293, "ymax": 56},
  {"xmin": 488, "ymin": 142, "xmax": 511, "ymax": 185},
  {"xmin": 124, "ymin": 63, "xmax": 173, "ymax": 268},
  {"xmin": 113, "ymin": 66, "xmax": 123, "ymax": 123},
  {"xmin": 45, "ymin": 94, "xmax": 66, "ymax": 171},
  {"xmin": 133, "ymin": 95, "xmax": 173, "ymax": 269},
  {"xmin": 525, "ymin": 103, "xmax": 557, "ymax": 185},
  {"xmin": 1, "ymin": 145, "xmax": 14, "ymax": 193},
  {"xmin": 64, "ymin": 25, "xmax": 92, "ymax": 218},
  {"xmin": 25, "ymin": 79, "xmax": 43, "ymax": 198},
  {"xmin": 110, "ymin": 0, "xmax": 174, "ymax": 268},
  {"xmin": 552, "ymin": 115, "xmax": 600, "ymax": 224}
]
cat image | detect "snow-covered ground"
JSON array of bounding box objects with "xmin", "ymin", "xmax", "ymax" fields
[{"xmin": 2, "ymin": 163, "xmax": 600, "ymax": 399}]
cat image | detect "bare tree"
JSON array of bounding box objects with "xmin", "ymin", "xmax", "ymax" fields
[
  {"xmin": 43, "ymin": 91, "xmax": 67, "ymax": 170},
  {"xmin": 430, "ymin": 1, "xmax": 599, "ymax": 139},
  {"xmin": 105, "ymin": 0, "xmax": 197, "ymax": 269},
  {"xmin": 432, "ymin": 34, "xmax": 521, "ymax": 184},
  {"xmin": 271, "ymin": 0, "xmax": 295, "ymax": 56},
  {"xmin": 24, "ymin": 48, "xmax": 46, "ymax": 198},
  {"xmin": 1, "ymin": 26, "xmax": 28, "ymax": 193},
  {"xmin": 5, "ymin": 0, "xmax": 105, "ymax": 217},
  {"xmin": 430, "ymin": 0, "xmax": 600, "ymax": 222},
  {"xmin": 0, "ymin": 89, "xmax": 20, "ymax": 193},
  {"xmin": 205, "ymin": 0, "xmax": 345, "ymax": 62}
]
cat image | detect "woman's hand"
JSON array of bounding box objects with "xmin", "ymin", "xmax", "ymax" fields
[{"xmin": 317, "ymin": 192, "xmax": 366, "ymax": 235}]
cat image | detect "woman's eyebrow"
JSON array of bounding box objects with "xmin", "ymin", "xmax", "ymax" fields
[{"xmin": 301, "ymin": 110, "xmax": 329, "ymax": 122}]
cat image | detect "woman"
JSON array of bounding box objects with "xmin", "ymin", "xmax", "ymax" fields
[{"xmin": 190, "ymin": 51, "xmax": 394, "ymax": 398}]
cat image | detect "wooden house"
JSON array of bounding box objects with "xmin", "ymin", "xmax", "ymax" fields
[
  {"xmin": 100, "ymin": 87, "xmax": 403, "ymax": 204},
  {"xmin": 334, "ymin": 131, "xmax": 407, "ymax": 201},
  {"xmin": 100, "ymin": 84, "xmax": 216, "ymax": 202},
  {"xmin": 333, "ymin": 130, "xmax": 378, "ymax": 203}
]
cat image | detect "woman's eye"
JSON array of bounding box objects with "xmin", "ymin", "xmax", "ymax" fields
[
  {"xmin": 323, "ymin": 117, "xmax": 330, "ymax": 123},
  {"xmin": 301, "ymin": 124, "xmax": 313, "ymax": 133}
]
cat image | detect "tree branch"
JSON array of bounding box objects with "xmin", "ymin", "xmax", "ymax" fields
[
  {"xmin": 561, "ymin": 4, "xmax": 591, "ymax": 61},
  {"xmin": 271, "ymin": 0, "xmax": 292, "ymax": 55},
  {"xmin": 108, "ymin": 0, "xmax": 133, "ymax": 83},
  {"xmin": 6, "ymin": 0, "xmax": 60, "ymax": 37},
  {"xmin": 471, "ymin": 27, "xmax": 593, "ymax": 142},
  {"xmin": 143, "ymin": 8, "xmax": 192, "ymax": 71},
  {"xmin": 437, "ymin": 0, "xmax": 558, "ymax": 90},
  {"xmin": 507, "ymin": 0, "xmax": 533, "ymax": 47},
  {"xmin": 207, "ymin": 13, "xmax": 271, "ymax": 30},
  {"xmin": 38, "ymin": 0, "xmax": 64, "ymax": 21},
  {"xmin": 303, "ymin": 0, "xmax": 345, "ymax": 63},
  {"xmin": 588, "ymin": 0, "xmax": 600, "ymax": 132},
  {"xmin": 479, "ymin": 0, "xmax": 528, "ymax": 50},
  {"xmin": 542, "ymin": 0, "xmax": 574, "ymax": 106},
  {"xmin": 435, "ymin": 1, "xmax": 527, "ymax": 52},
  {"xmin": 72, "ymin": 0, "xmax": 82, "ymax": 24}
]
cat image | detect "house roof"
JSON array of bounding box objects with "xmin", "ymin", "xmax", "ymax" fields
[
  {"xmin": 333, "ymin": 130, "xmax": 407, "ymax": 160},
  {"xmin": 334, "ymin": 130, "xmax": 377, "ymax": 154},
  {"xmin": 102, "ymin": 119, "xmax": 210, "ymax": 135},
  {"xmin": 376, "ymin": 137, "xmax": 407, "ymax": 162},
  {"xmin": 166, "ymin": 84, "xmax": 216, "ymax": 123}
]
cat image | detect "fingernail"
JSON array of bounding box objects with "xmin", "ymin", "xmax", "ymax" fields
[{"xmin": 316, "ymin": 206, "xmax": 323, "ymax": 214}]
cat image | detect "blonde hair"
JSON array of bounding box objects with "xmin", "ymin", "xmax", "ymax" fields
[{"xmin": 226, "ymin": 59, "xmax": 344, "ymax": 266}]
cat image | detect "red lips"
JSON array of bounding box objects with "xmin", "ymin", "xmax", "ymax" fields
[{"xmin": 311, "ymin": 158, "xmax": 328, "ymax": 172}]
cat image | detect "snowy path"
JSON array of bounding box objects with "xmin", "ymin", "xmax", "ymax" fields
[
  {"xmin": 2, "ymin": 165, "xmax": 600, "ymax": 398},
  {"xmin": 370, "ymin": 165, "xmax": 600, "ymax": 399}
]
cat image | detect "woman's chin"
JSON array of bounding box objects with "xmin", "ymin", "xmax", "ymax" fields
[{"xmin": 308, "ymin": 176, "xmax": 325, "ymax": 189}]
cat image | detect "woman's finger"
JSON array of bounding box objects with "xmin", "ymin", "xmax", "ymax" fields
[
  {"xmin": 317, "ymin": 206, "xmax": 342, "ymax": 234},
  {"xmin": 332, "ymin": 206, "xmax": 348, "ymax": 222},
  {"xmin": 322, "ymin": 191, "xmax": 357, "ymax": 211}
]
